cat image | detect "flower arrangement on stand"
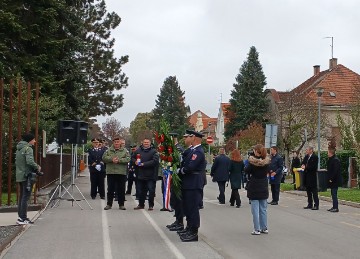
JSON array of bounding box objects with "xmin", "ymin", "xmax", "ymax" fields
[{"xmin": 154, "ymin": 120, "xmax": 182, "ymax": 208}]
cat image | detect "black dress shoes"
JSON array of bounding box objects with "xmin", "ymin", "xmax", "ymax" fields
[
  {"xmin": 329, "ymin": 208, "xmax": 339, "ymax": 212},
  {"xmin": 303, "ymin": 205, "xmax": 313, "ymax": 209},
  {"xmin": 311, "ymin": 206, "xmax": 319, "ymax": 210},
  {"xmin": 180, "ymin": 231, "xmax": 198, "ymax": 242},
  {"xmin": 168, "ymin": 223, "xmax": 184, "ymax": 231},
  {"xmin": 270, "ymin": 201, "xmax": 278, "ymax": 205},
  {"xmin": 166, "ymin": 221, "xmax": 178, "ymax": 229}
]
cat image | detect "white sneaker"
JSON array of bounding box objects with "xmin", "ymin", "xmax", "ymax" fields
[
  {"xmin": 251, "ymin": 230, "xmax": 261, "ymax": 235},
  {"xmin": 16, "ymin": 218, "xmax": 29, "ymax": 225},
  {"xmin": 260, "ymin": 229, "xmax": 268, "ymax": 234}
]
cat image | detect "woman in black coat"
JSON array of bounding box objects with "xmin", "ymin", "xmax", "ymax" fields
[
  {"xmin": 244, "ymin": 144, "xmax": 271, "ymax": 235},
  {"xmin": 229, "ymin": 149, "xmax": 244, "ymax": 208}
]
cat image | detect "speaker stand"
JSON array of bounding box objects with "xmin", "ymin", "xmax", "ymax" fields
[
  {"xmin": 61, "ymin": 144, "xmax": 93, "ymax": 209},
  {"xmin": 43, "ymin": 145, "xmax": 84, "ymax": 210}
]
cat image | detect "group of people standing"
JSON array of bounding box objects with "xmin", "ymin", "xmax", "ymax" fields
[
  {"xmin": 208, "ymin": 143, "xmax": 342, "ymax": 236},
  {"xmin": 88, "ymin": 136, "xmax": 161, "ymax": 211}
]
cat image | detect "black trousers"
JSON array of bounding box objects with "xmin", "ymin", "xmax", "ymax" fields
[
  {"xmin": 229, "ymin": 189, "xmax": 241, "ymax": 206},
  {"xmin": 183, "ymin": 189, "xmax": 201, "ymax": 229},
  {"xmin": 270, "ymin": 183, "xmax": 280, "ymax": 202},
  {"xmin": 217, "ymin": 181, "xmax": 226, "ymax": 203},
  {"xmin": 90, "ymin": 170, "xmax": 105, "ymax": 198},
  {"xmin": 126, "ymin": 173, "xmax": 136, "ymax": 194},
  {"xmin": 18, "ymin": 181, "xmax": 32, "ymax": 220},
  {"xmin": 137, "ymin": 179, "xmax": 156, "ymax": 207},
  {"xmin": 107, "ymin": 174, "xmax": 126, "ymax": 206},
  {"xmin": 306, "ymin": 186, "xmax": 319, "ymax": 207}
]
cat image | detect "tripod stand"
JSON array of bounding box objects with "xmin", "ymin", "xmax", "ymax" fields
[
  {"xmin": 43, "ymin": 145, "xmax": 93, "ymax": 210},
  {"xmin": 43, "ymin": 145, "xmax": 83, "ymax": 210},
  {"xmin": 62, "ymin": 144, "xmax": 93, "ymax": 209}
]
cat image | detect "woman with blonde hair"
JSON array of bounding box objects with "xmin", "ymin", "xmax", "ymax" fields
[
  {"xmin": 244, "ymin": 144, "xmax": 271, "ymax": 235},
  {"xmin": 229, "ymin": 149, "xmax": 244, "ymax": 208}
]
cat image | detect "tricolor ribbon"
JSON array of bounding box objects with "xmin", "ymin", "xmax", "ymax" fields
[{"xmin": 162, "ymin": 168, "xmax": 172, "ymax": 210}]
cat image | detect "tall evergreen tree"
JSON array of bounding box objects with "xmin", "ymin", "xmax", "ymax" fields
[
  {"xmin": 225, "ymin": 46, "xmax": 269, "ymax": 139},
  {"xmin": 0, "ymin": 0, "xmax": 128, "ymax": 120},
  {"xmin": 152, "ymin": 76, "xmax": 190, "ymax": 134},
  {"xmin": 79, "ymin": 0, "xmax": 128, "ymax": 117}
]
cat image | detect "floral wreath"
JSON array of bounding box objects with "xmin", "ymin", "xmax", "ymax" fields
[{"xmin": 154, "ymin": 120, "xmax": 181, "ymax": 198}]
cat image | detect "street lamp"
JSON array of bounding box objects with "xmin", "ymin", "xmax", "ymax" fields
[{"xmin": 316, "ymin": 87, "xmax": 324, "ymax": 170}]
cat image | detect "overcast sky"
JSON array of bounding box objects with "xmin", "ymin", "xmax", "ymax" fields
[{"xmin": 95, "ymin": 0, "xmax": 360, "ymax": 127}]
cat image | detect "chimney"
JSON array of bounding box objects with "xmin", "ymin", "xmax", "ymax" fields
[
  {"xmin": 313, "ymin": 65, "xmax": 320, "ymax": 75},
  {"xmin": 329, "ymin": 58, "xmax": 338, "ymax": 69}
]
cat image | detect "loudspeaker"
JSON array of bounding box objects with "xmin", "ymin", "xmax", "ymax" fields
[
  {"xmin": 76, "ymin": 121, "xmax": 88, "ymax": 144},
  {"xmin": 57, "ymin": 120, "xmax": 77, "ymax": 145}
]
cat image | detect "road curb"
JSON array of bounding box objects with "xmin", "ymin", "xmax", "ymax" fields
[{"xmin": 284, "ymin": 190, "xmax": 360, "ymax": 208}]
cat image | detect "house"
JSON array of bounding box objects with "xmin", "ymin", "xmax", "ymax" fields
[
  {"xmin": 188, "ymin": 110, "xmax": 217, "ymax": 139},
  {"xmin": 266, "ymin": 58, "xmax": 360, "ymax": 152},
  {"xmin": 215, "ymin": 103, "xmax": 230, "ymax": 146}
]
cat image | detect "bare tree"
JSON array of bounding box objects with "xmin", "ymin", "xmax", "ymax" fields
[
  {"xmin": 102, "ymin": 117, "xmax": 125, "ymax": 140},
  {"xmin": 278, "ymin": 91, "xmax": 328, "ymax": 166}
]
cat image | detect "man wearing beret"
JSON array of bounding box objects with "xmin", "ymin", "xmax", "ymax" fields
[
  {"xmin": 15, "ymin": 133, "xmax": 41, "ymax": 225},
  {"xmin": 102, "ymin": 136, "xmax": 130, "ymax": 210},
  {"xmin": 178, "ymin": 130, "xmax": 206, "ymax": 242}
]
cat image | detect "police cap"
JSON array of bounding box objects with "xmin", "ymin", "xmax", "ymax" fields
[{"xmin": 186, "ymin": 130, "xmax": 204, "ymax": 138}]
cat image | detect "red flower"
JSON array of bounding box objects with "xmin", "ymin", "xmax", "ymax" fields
[
  {"xmin": 160, "ymin": 134, "xmax": 165, "ymax": 142},
  {"xmin": 167, "ymin": 156, "xmax": 173, "ymax": 162},
  {"xmin": 167, "ymin": 146, "xmax": 173, "ymax": 154},
  {"xmin": 158, "ymin": 145, "xmax": 165, "ymax": 152}
]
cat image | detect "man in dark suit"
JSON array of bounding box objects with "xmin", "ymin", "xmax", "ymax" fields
[
  {"xmin": 327, "ymin": 147, "xmax": 341, "ymax": 212},
  {"xmin": 301, "ymin": 146, "xmax": 319, "ymax": 210},
  {"xmin": 210, "ymin": 148, "xmax": 230, "ymax": 204},
  {"xmin": 268, "ymin": 146, "xmax": 283, "ymax": 205}
]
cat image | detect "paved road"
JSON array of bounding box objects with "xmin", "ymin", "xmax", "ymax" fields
[{"xmin": 2, "ymin": 172, "xmax": 360, "ymax": 259}]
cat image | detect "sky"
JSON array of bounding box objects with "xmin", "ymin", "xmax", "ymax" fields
[{"xmin": 95, "ymin": 0, "xmax": 360, "ymax": 128}]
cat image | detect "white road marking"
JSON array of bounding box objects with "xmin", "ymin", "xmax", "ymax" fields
[
  {"xmin": 340, "ymin": 221, "xmax": 360, "ymax": 229},
  {"xmin": 136, "ymin": 199, "xmax": 186, "ymax": 259},
  {"xmin": 101, "ymin": 199, "xmax": 113, "ymax": 259}
]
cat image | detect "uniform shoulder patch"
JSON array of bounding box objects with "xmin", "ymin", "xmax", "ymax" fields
[{"xmin": 191, "ymin": 154, "xmax": 197, "ymax": 160}]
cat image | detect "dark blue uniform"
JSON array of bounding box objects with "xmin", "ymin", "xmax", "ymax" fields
[
  {"xmin": 181, "ymin": 144, "xmax": 206, "ymax": 230},
  {"xmin": 88, "ymin": 147, "xmax": 106, "ymax": 199}
]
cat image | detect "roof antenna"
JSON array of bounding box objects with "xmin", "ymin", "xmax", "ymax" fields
[{"xmin": 324, "ymin": 36, "xmax": 334, "ymax": 59}]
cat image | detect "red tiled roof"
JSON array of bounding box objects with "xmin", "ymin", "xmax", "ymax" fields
[
  {"xmin": 270, "ymin": 64, "xmax": 360, "ymax": 106},
  {"xmin": 203, "ymin": 118, "xmax": 217, "ymax": 129},
  {"xmin": 188, "ymin": 110, "xmax": 210, "ymax": 127}
]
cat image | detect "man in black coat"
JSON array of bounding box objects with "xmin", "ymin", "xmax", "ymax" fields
[
  {"xmin": 327, "ymin": 147, "xmax": 341, "ymax": 212},
  {"xmin": 301, "ymin": 146, "xmax": 319, "ymax": 210},
  {"xmin": 268, "ymin": 146, "xmax": 283, "ymax": 205},
  {"xmin": 133, "ymin": 138, "xmax": 159, "ymax": 211},
  {"xmin": 210, "ymin": 148, "xmax": 230, "ymax": 204}
]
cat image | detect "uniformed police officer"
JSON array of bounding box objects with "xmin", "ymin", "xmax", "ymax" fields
[
  {"xmin": 87, "ymin": 138, "xmax": 106, "ymax": 199},
  {"xmin": 178, "ymin": 130, "xmax": 206, "ymax": 242},
  {"xmin": 166, "ymin": 132, "xmax": 188, "ymax": 231},
  {"xmin": 126, "ymin": 144, "xmax": 137, "ymax": 195}
]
